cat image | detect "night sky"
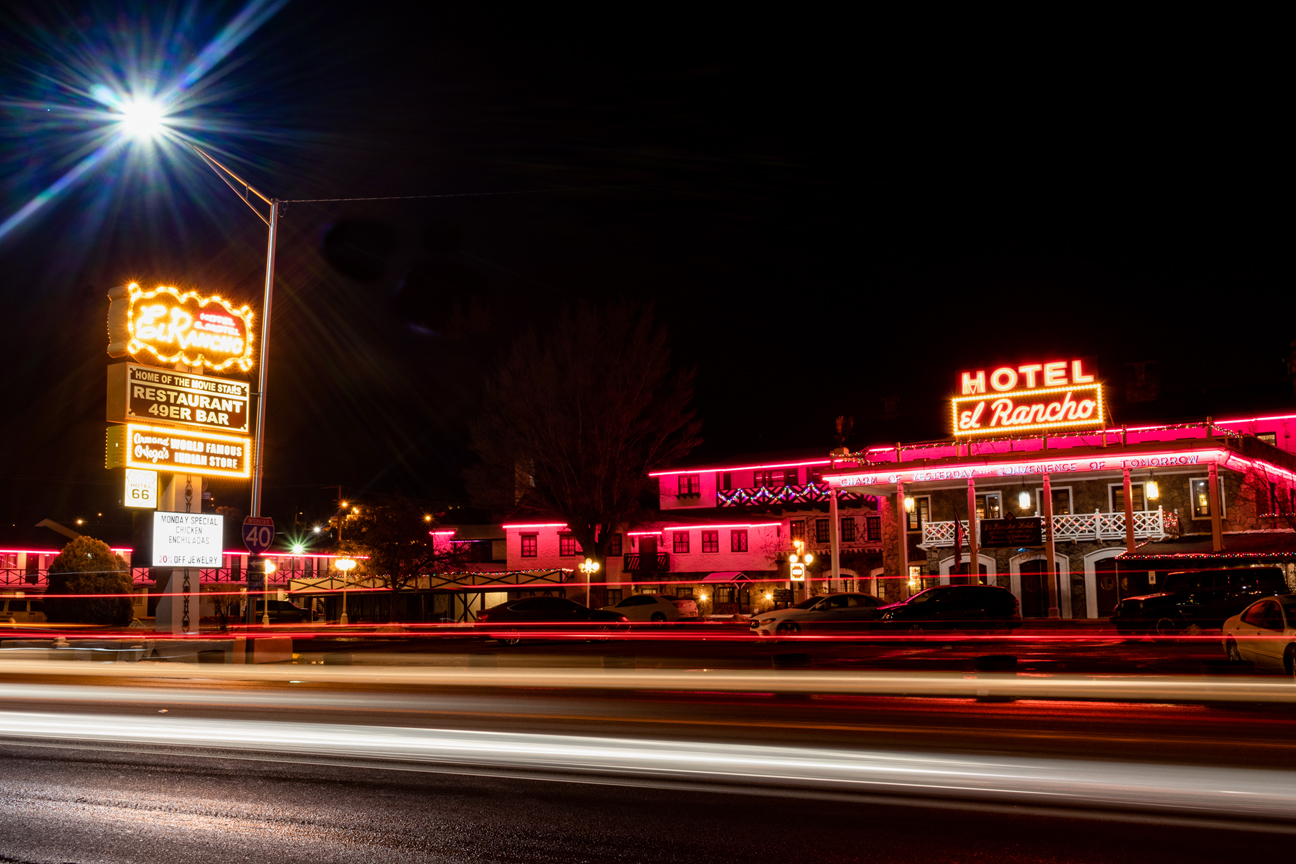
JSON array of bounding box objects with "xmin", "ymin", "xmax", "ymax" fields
[{"xmin": 1, "ymin": 3, "xmax": 1290, "ymax": 541}]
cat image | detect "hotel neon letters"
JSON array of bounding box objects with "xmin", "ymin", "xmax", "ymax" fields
[
  {"xmin": 953, "ymin": 359, "xmax": 1103, "ymax": 438},
  {"xmin": 107, "ymin": 283, "xmax": 255, "ymax": 372}
]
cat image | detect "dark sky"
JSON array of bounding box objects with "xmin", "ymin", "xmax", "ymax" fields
[{"xmin": 0, "ymin": 2, "xmax": 1290, "ymax": 538}]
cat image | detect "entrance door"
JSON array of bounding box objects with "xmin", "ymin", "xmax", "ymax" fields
[
  {"xmin": 1019, "ymin": 560, "xmax": 1048, "ymax": 619},
  {"xmin": 1095, "ymin": 556, "xmax": 1121, "ymax": 616},
  {"xmin": 639, "ymin": 536, "xmax": 657, "ymax": 567}
]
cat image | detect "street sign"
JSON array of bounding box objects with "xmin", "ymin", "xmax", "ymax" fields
[
  {"xmin": 123, "ymin": 468, "xmax": 157, "ymax": 509},
  {"xmin": 152, "ymin": 512, "xmax": 224, "ymax": 567},
  {"xmin": 242, "ymin": 516, "xmax": 275, "ymax": 555}
]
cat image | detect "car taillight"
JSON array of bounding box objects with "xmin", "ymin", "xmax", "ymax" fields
[{"xmin": 477, "ymin": 612, "xmax": 489, "ymax": 622}]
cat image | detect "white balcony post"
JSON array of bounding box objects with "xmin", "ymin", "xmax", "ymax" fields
[{"xmin": 1122, "ymin": 468, "xmax": 1136, "ymax": 553}]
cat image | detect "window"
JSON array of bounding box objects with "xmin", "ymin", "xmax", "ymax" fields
[
  {"xmin": 808, "ymin": 465, "xmax": 824, "ymax": 483},
  {"xmin": 677, "ymin": 474, "xmax": 700, "ymax": 496},
  {"xmin": 1258, "ymin": 432, "xmax": 1278, "ymax": 446},
  {"xmin": 559, "ymin": 533, "xmax": 579, "ymax": 556},
  {"xmin": 606, "ymin": 589, "xmax": 622, "ymax": 606},
  {"xmin": 520, "ymin": 534, "xmax": 537, "ymax": 558},
  {"xmin": 783, "ymin": 468, "xmax": 799, "ymax": 486},
  {"xmin": 815, "ymin": 518, "xmax": 830, "ymax": 543},
  {"xmin": 701, "ymin": 530, "xmax": 719, "ymax": 553},
  {"xmin": 1241, "ymin": 600, "xmax": 1274, "ymax": 628},
  {"xmin": 790, "ymin": 520, "xmax": 805, "ymax": 542},
  {"xmin": 607, "ymin": 532, "xmax": 623, "ymax": 556},
  {"xmin": 1111, "ymin": 483, "xmax": 1146, "ymax": 513},
  {"xmin": 672, "ymin": 531, "xmax": 690, "ymax": 554},
  {"xmin": 719, "ymin": 472, "xmax": 732, "ymax": 491},
  {"xmin": 975, "ymin": 493, "xmax": 1002, "ymax": 520},
  {"xmin": 866, "ymin": 516, "xmax": 882, "ymax": 542},
  {"xmin": 731, "ymin": 529, "xmax": 748, "ymax": 552},
  {"xmin": 906, "ymin": 496, "xmax": 931, "ymax": 532},
  {"xmin": 753, "ymin": 470, "xmax": 782, "ymax": 488},
  {"xmin": 840, "ymin": 517, "xmax": 856, "ymax": 542},
  {"xmin": 1189, "ymin": 478, "xmax": 1223, "ymax": 520},
  {"xmin": 715, "ymin": 585, "xmax": 735, "ymax": 604},
  {"xmin": 1032, "ymin": 487, "xmax": 1072, "ymax": 516}
]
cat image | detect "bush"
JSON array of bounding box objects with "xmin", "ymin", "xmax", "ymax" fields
[{"xmin": 44, "ymin": 536, "xmax": 133, "ymax": 625}]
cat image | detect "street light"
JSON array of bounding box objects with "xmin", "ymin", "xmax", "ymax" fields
[
  {"xmin": 261, "ymin": 559, "xmax": 276, "ymax": 626},
  {"xmin": 335, "ymin": 558, "xmax": 357, "ymax": 625},
  {"xmin": 579, "ymin": 558, "xmax": 600, "ymax": 607},
  {"xmin": 187, "ymin": 144, "xmax": 279, "ymax": 521}
]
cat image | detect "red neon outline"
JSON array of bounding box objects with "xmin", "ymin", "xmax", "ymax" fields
[
  {"xmin": 501, "ymin": 523, "xmax": 569, "ymax": 529},
  {"xmin": 648, "ymin": 459, "xmax": 831, "ymax": 478}
]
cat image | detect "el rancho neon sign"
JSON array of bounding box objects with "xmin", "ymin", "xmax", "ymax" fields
[
  {"xmin": 951, "ymin": 360, "xmax": 1103, "ymax": 438},
  {"xmin": 107, "ymin": 283, "xmax": 255, "ymax": 372}
]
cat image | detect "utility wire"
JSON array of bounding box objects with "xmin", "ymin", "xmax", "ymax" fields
[{"xmin": 281, "ymin": 183, "xmax": 642, "ymax": 204}]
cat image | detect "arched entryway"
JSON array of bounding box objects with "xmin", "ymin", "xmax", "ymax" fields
[
  {"xmin": 938, "ymin": 554, "xmax": 997, "ymax": 586},
  {"xmin": 1009, "ymin": 552, "xmax": 1072, "ymax": 619},
  {"xmin": 1084, "ymin": 548, "xmax": 1125, "ymax": 618}
]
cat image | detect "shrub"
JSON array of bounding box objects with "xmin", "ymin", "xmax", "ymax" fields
[{"xmin": 44, "ymin": 536, "xmax": 133, "ymax": 625}]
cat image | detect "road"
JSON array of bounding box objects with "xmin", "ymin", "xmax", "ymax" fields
[{"xmin": 1, "ymin": 661, "xmax": 1295, "ymax": 862}]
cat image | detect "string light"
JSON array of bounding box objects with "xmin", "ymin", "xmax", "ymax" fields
[{"xmin": 120, "ymin": 283, "xmax": 255, "ymax": 372}]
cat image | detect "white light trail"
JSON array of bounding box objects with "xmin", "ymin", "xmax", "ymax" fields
[{"xmin": 1, "ymin": 709, "xmax": 1294, "ymax": 824}]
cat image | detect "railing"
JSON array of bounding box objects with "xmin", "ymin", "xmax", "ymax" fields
[
  {"xmin": 920, "ymin": 508, "xmax": 1167, "ymax": 548},
  {"xmin": 623, "ymin": 553, "xmax": 670, "ymax": 572},
  {"xmin": 718, "ymin": 482, "xmax": 873, "ymax": 508}
]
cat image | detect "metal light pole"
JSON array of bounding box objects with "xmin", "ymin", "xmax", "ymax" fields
[
  {"xmin": 188, "ymin": 144, "xmax": 278, "ymax": 520},
  {"xmin": 335, "ymin": 558, "xmax": 356, "ymax": 625}
]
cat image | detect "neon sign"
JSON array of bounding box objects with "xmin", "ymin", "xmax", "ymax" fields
[
  {"xmin": 105, "ymin": 423, "xmax": 252, "ymax": 479},
  {"xmin": 952, "ymin": 360, "xmax": 1103, "ymax": 438},
  {"xmin": 107, "ymin": 283, "xmax": 254, "ymax": 372}
]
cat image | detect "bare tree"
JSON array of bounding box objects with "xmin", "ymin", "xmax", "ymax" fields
[
  {"xmin": 346, "ymin": 497, "xmax": 467, "ymax": 622},
  {"xmin": 469, "ymin": 300, "xmax": 701, "ymax": 604}
]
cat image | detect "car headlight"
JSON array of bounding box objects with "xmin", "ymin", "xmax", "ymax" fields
[
  {"xmin": 759, "ymin": 618, "xmax": 777, "ymax": 626},
  {"xmin": 880, "ymin": 611, "xmax": 895, "ymax": 621}
]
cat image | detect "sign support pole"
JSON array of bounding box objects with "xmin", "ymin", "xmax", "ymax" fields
[{"xmin": 828, "ymin": 487, "xmax": 841, "ymax": 592}]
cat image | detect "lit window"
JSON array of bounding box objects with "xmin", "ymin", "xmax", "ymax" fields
[
  {"xmin": 790, "ymin": 520, "xmax": 805, "ymax": 542},
  {"xmin": 677, "ymin": 475, "xmax": 700, "ymax": 496},
  {"xmin": 701, "ymin": 530, "xmax": 719, "ymax": 553},
  {"xmin": 731, "ymin": 529, "xmax": 748, "ymax": 552},
  {"xmin": 1190, "ymin": 478, "xmax": 1213, "ymax": 520},
  {"xmin": 559, "ymin": 534, "xmax": 579, "ymax": 556},
  {"xmin": 866, "ymin": 516, "xmax": 882, "ymax": 541},
  {"xmin": 672, "ymin": 532, "xmax": 690, "ymax": 554},
  {"xmin": 520, "ymin": 534, "xmax": 537, "ymax": 558},
  {"xmin": 906, "ymin": 497, "xmax": 930, "ymax": 532}
]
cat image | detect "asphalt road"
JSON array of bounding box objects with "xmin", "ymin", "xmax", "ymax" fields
[{"xmin": 1, "ymin": 669, "xmax": 1295, "ymax": 862}]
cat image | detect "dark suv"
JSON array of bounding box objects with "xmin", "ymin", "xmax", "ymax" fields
[
  {"xmin": 876, "ymin": 585, "xmax": 1021, "ymax": 633},
  {"xmin": 1112, "ymin": 568, "xmax": 1291, "ymax": 635},
  {"xmin": 251, "ymin": 599, "xmax": 317, "ymax": 624}
]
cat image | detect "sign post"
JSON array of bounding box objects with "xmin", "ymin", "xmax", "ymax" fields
[{"xmin": 243, "ymin": 516, "xmax": 274, "ymax": 627}]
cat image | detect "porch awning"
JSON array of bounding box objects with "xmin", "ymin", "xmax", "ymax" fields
[{"xmin": 702, "ymin": 571, "xmax": 751, "ymax": 583}]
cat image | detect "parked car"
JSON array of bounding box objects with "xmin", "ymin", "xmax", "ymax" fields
[
  {"xmin": 1222, "ymin": 595, "xmax": 1296, "ymax": 675},
  {"xmin": 668, "ymin": 594, "xmax": 700, "ymax": 620},
  {"xmin": 1112, "ymin": 568, "xmax": 1290, "ymax": 635},
  {"xmin": 250, "ymin": 599, "xmax": 318, "ymax": 624},
  {"xmin": 749, "ymin": 593, "xmax": 882, "ymax": 636},
  {"xmin": 875, "ymin": 585, "xmax": 1020, "ymax": 634},
  {"xmin": 479, "ymin": 596, "xmax": 629, "ymax": 643},
  {"xmin": 601, "ymin": 594, "xmax": 690, "ymax": 622},
  {"xmin": 2, "ymin": 596, "xmax": 47, "ymax": 625}
]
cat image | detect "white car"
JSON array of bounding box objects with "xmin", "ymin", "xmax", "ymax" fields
[
  {"xmin": 1222, "ymin": 595, "xmax": 1296, "ymax": 675},
  {"xmin": 2, "ymin": 596, "xmax": 47, "ymax": 625},
  {"xmin": 602, "ymin": 594, "xmax": 689, "ymax": 622},
  {"xmin": 749, "ymin": 592, "xmax": 881, "ymax": 636}
]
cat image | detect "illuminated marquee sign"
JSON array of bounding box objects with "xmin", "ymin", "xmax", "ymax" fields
[
  {"xmin": 107, "ymin": 283, "xmax": 254, "ymax": 372},
  {"xmin": 952, "ymin": 360, "xmax": 1103, "ymax": 438},
  {"xmin": 106, "ymin": 423, "xmax": 252, "ymax": 479},
  {"xmin": 106, "ymin": 363, "xmax": 250, "ymax": 434}
]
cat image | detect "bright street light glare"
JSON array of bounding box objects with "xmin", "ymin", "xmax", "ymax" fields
[{"xmin": 117, "ymin": 97, "xmax": 167, "ymax": 140}]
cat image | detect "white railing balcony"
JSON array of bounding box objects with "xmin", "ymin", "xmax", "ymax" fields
[{"xmin": 920, "ymin": 508, "xmax": 1167, "ymax": 548}]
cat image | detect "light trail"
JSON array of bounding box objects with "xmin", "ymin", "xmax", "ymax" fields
[
  {"xmin": 1, "ymin": 659, "xmax": 1295, "ymax": 704},
  {"xmin": 1, "ymin": 708, "xmax": 1294, "ymax": 825}
]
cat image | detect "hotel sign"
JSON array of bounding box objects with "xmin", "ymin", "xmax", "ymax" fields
[
  {"xmin": 106, "ymin": 423, "xmax": 252, "ymax": 479},
  {"xmin": 107, "ymin": 283, "xmax": 255, "ymax": 372},
  {"xmin": 979, "ymin": 515, "xmax": 1043, "ymax": 548},
  {"xmin": 952, "ymin": 360, "xmax": 1103, "ymax": 438},
  {"xmin": 107, "ymin": 363, "xmax": 250, "ymax": 434}
]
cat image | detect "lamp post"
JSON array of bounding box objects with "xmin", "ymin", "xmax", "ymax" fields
[
  {"xmin": 579, "ymin": 558, "xmax": 600, "ymax": 608},
  {"xmin": 335, "ymin": 558, "xmax": 356, "ymax": 625},
  {"xmin": 187, "ymin": 145, "xmax": 279, "ymax": 521},
  {"xmin": 789, "ymin": 538, "xmax": 813, "ymax": 603},
  {"xmin": 261, "ymin": 558, "xmax": 276, "ymax": 626}
]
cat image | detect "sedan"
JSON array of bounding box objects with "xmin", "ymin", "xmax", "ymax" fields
[
  {"xmin": 749, "ymin": 593, "xmax": 881, "ymax": 636},
  {"xmin": 601, "ymin": 594, "xmax": 690, "ymax": 622},
  {"xmin": 1222, "ymin": 595, "xmax": 1296, "ymax": 675},
  {"xmin": 479, "ymin": 596, "xmax": 629, "ymax": 643}
]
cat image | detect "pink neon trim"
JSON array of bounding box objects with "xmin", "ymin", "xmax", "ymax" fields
[
  {"xmin": 828, "ymin": 448, "xmax": 1230, "ymax": 486},
  {"xmin": 0, "ymin": 548, "xmax": 132, "ymax": 555},
  {"xmin": 430, "ymin": 530, "xmax": 457, "ymax": 536},
  {"xmin": 628, "ymin": 522, "xmax": 780, "ymax": 536},
  {"xmin": 501, "ymin": 523, "xmax": 569, "ymax": 529},
  {"xmin": 1218, "ymin": 413, "xmax": 1296, "ymax": 425},
  {"xmin": 648, "ymin": 459, "xmax": 831, "ymax": 477}
]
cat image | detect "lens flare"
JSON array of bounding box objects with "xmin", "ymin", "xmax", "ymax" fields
[{"xmin": 118, "ymin": 97, "xmax": 168, "ymax": 140}]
